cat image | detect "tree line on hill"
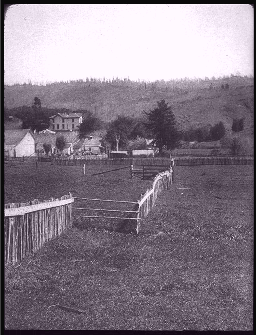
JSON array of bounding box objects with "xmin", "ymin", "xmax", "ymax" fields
[{"xmin": 8, "ymin": 73, "xmax": 252, "ymax": 91}]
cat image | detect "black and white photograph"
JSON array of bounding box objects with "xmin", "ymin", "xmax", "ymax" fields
[{"xmin": 4, "ymin": 4, "xmax": 253, "ymax": 331}]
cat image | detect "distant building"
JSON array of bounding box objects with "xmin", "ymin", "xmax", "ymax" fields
[
  {"xmin": 110, "ymin": 151, "xmax": 128, "ymax": 158},
  {"xmin": 132, "ymin": 149, "xmax": 155, "ymax": 157},
  {"xmin": 49, "ymin": 112, "xmax": 82, "ymax": 131},
  {"xmin": 4, "ymin": 129, "xmax": 36, "ymax": 157},
  {"xmin": 34, "ymin": 130, "xmax": 80, "ymax": 155},
  {"xmin": 82, "ymin": 136, "xmax": 103, "ymax": 155},
  {"xmin": 33, "ymin": 131, "xmax": 57, "ymax": 155}
]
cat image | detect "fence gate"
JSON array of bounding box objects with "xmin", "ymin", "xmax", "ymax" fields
[{"xmin": 73, "ymin": 197, "xmax": 141, "ymax": 234}]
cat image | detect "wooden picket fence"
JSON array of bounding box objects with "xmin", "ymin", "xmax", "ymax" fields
[
  {"xmin": 4, "ymin": 194, "xmax": 74, "ymax": 265},
  {"xmin": 136, "ymin": 167, "xmax": 173, "ymax": 233},
  {"xmin": 137, "ymin": 167, "xmax": 173, "ymax": 234}
]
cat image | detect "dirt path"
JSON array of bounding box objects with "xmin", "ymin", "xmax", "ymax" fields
[{"xmin": 5, "ymin": 166, "xmax": 253, "ymax": 330}]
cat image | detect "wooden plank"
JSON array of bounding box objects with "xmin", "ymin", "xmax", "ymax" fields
[
  {"xmin": 74, "ymin": 208, "xmax": 139, "ymax": 213},
  {"xmin": 91, "ymin": 165, "xmax": 130, "ymax": 176},
  {"xmin": 138, "ymin": 189, "xmax": 154, "ymax": 206},
  {"xmin": 74, "ymin": 197, "xmax": 138, "ymax": 204},
  {"xmin": 5, "ymin": 197, "xmax": 74, "ymax": 217},
  {"xmin": 80, "ymin": 215, "xmax": 139, "ymax": 220},
  {"xmin": 143, "ymin": 165, "xmax": 170, "ymax": 169}
]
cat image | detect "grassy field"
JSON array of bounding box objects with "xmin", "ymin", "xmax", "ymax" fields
[
  {"xmin": 4, "ymin": 163, "xmax": 253, "ymax": 330},
  {"xmin": 4, "ymin": 160, "xmax": 151, "ymax": 204}
]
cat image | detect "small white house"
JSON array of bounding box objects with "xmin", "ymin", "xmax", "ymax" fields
[{"xmin": 5, "ymin": 129, "xmax": 36, "ymax": 157}]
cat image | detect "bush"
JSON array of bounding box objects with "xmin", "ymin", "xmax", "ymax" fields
[
  {"xmin": 232, "ymin": 118, "xmax": 244, "ymax": 132},
  {"xmin": 43, "ymin": 143, "xmax": 52, "ymax": 156},
  {"xmin": 127, "ymin": 137, "xmax": 147, "ymax": 150},
  {"xmin": 210, "ymin": 122, "xmax": 226, "ymax": 141},
  {"xmin": 181, "ymin": 125, "xmax": 211, "ymax": 142},
  {"xmin": 230, "ymin": 137, "xmax": 253, "ymax": 156},
  {"xmin": 56, "ymin": 136, "xmax": 66, "ymax": 153}
]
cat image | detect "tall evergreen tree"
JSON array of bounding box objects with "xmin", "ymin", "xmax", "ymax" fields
[{"xmin": 144, "ymin": 100, "xmax": 179, "ymax": 154}]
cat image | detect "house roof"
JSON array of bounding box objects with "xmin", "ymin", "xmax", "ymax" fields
[
  {"xmin": 33, "ymin": 132, "xmax": 57, "ymax": 146},
  {"xmin": 49, "ymin": 112, "xmax": 82, "ymax": 119},
  {"xmin": 39, "ymin": 129, "xmax": 56, "ymax": 135},
  {"xmin": 73, "ymin": 139, "xmax": 85, "ymax": 150},
  {"xmin": 83, "ymin": 136, "xmax": 102, "ymax": 147},
  {"xmin": 34, "ymin": 130, "xmax": 80, "ymax": 146},
  {"xmin": 57, "ymin": 131, "xmax": 79, "ymax": 143},
  {"xmin": 63, "ymin": 143, "xmax": 72, "ymax": 149},
  {"xmin": 5, "ymin": 129, "xmax": 34, "ymax": 146}
]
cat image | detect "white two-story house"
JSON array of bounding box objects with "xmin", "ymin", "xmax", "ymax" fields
[{"xmin": 49, "ymin": 112, "xmax": 83, "ymax": 132}]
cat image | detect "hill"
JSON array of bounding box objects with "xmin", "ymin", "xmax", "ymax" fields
[{"xmin": 4, "ymin": 76, "xmax": 254, "ymax": 134}]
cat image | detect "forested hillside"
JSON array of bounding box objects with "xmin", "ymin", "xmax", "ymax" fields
[{"xmin": 4, "ymin": 76, "xmax": 254, "ymax": 133}]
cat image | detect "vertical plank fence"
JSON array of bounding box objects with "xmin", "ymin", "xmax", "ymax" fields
[{"xmin": 4, "ymin": 194, "xmax": 74, "ymax": 265}]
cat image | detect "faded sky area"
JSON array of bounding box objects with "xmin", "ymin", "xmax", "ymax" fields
[{"xmin": 4, "ymin": 4, "xmax": 254, "ymax": 85}]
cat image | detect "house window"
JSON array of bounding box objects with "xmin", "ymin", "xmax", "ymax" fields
[
  {"xmin": 72, "ymin": 124, "xmax": 74, "ymax": 129},
  {"xmin": 52, "ymin": 119, "xmax": 55, "ymax": 123},
  {"xmin": 72, "ymin": 118, "xmax": 74, "ymax": 123},
  {"xmin": 52, "ymin": 125, "xmax": 55, "ymax": 130},
  {"xmin": 62, "ymin": 124, "xmax": 65, "ymax": 129},
  {"xmin": 62, "ymin": 118, "xmax": 64, "ymax": 123},
  {"xmin": 57, "ymin": 124, "xmax": 59, "ymax": 130}
]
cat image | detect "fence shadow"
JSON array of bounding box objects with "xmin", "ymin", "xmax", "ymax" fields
[
  {"xmin": 115, "ymin": 203, "xmax": 139, "ymax": 234},
  {"xmin": 73, "ymin": 218, "xmax": 137, "ymax": 235},
  {"xmin": 73, "ymin": 202, "xmax": 139, "ymax": 235}
]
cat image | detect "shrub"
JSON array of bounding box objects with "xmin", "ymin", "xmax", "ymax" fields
[
  {"xmin": 210, "ymin": 122, "xmax": 226, "ymax": 141},
  {"xmin": 43, "ymin": 143, "xmax": 51, "ymax": 156},
  {"xmin": 232, "ymin": 118, "xmax": 244, "ymax": 132},
  {"xmin": 127, "ymin": 137, "xmax": 147, "ymax": 150},
  {"xmin": 230, "ymin": 137, "xmax": 253, "ymax": 156},
  {"xmin": 56, "ymin": 135, "xmax": 66, "ymax": 153}
]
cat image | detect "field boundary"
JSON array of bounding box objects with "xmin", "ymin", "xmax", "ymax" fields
[
  {"xmin": 136, "ymin": 167, "xmax": 173, "ymax": 233},
  {"xmin": 73, "ymin": 167, "xmax": 173, "ymax": 234},
  {"xmin": 174, "ymin": 156, "xmax": 254, "ymax": 166},
  {"xmin": 4, "ymin": 194, "xmax": 74, "ymax": 265},
  {"xmin": 53, "ymin": 156, "xmax": 254, "ymax": 167}
]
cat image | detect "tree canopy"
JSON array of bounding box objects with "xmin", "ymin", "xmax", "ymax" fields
[
  {"xmin": 55, "ymin": 135, "xmax": 66, "ymax": 152},
  {"xmin": 144, "ymin": 100, "xmax": 179, "ymax": 154},
  {"xmin": 78, "ymin": 111, "xmax": 102, "ymax": 139},
  {"xmin": 43, "ymin": 143, "xmax": 51, "ymax": 155},
  {"xmin": 104, "ymin": 115, "xmax": 135, "ymax": 150}
]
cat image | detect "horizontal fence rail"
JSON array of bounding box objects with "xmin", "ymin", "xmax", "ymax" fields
[
  {"xmin": 4, "ymin": 194, "xmax": 74, "ymax": 265},
  {"xmin": 174, "ymin": 156, "xmax": 254, "ymax": 166},
  {"xmin": 73, "ymin": 197, "xmax": 140, "ymax": 233},
  {"xmin": 53, "ymin": 156, "xmax": 254, "ymax": 167}
]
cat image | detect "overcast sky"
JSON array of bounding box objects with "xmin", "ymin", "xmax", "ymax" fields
[{"xmin": 4, "ymin": 4, "xmax": 254, "ymax": 85}]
